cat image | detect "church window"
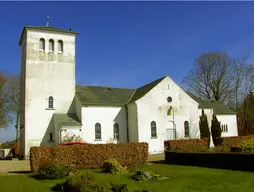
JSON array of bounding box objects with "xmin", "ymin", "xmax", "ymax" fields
[
  {"xmin": 39, "ymin": 38, "xmax": 45, "ymax": 50},
  {"xmin": 58, "ymin": 40, "xmax": 63, "ymax": 52},
  {"xmin": 113, "ymin": 123, "xmax": 119, "ymax": 140},
  {"xmin": 221, "ymin": 124, "xmax": 228, "ymax": 133},
  {"xmin": 49, "ymin": 39, "xmax": 54, "ymax": 51},
  {"xmin": 151, "ymin": 121, "xmax": 157, "ymax": 138},
  {"xmin": 184, "ymin": 121, "xmax": 190, "ymax": 137},
  {"xmin": 95, "ymin": 123, "xmax": 101, "ymax": 140},
  {"xmin": 48, "ymin": 96, "xmax": 54, "ymax": 109},
  {"xmin": 49, "ymin": 133, "xmax": 53, "ymax": 141}
]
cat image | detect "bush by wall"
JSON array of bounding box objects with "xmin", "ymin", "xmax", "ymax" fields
[
  {"xmin": 165, "ymin": 151, "xmax": 254, "ymax": 172},
  {"xmin": 102, "ymin": 158, "xmax": 128, "ymax": 174},
  {"xmin": 35, "ymin": 160, "xmax": 73, "ymax": 180},
  {"xmin": 164, "ymin": 138, "xmax": 209, "ymax": 152},
  {"xmin": 30, "ymin": 142, "xmax": 148, "ymax": 172},
  {"xmin": 214, "ymin": 135, "xmax": 254, "ymax": 147}
]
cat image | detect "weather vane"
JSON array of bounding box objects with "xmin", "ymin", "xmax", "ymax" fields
[{"xmin": 46, "ymin": 16, "xmax": 50, "ymax": 27}]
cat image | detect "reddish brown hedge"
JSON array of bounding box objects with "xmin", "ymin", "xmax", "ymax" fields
[
  {"xmin": 30, "ymin": 142, "xmax": 148, "ymax": 172},
  {"xmin": 215, "ymin": 135, "xmax": 254, "ymax": 147},
  {"xmin": 164, "ymin": 138, "xmax": 209, "ymax": 152}
]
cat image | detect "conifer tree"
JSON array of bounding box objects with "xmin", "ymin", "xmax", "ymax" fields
[{"xmin": 199, "ymin": 109, "xmax": 210, "ymax": 138}]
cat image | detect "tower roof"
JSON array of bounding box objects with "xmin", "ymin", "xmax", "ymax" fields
[{"xmin": 19, "ymin": 26, "xmax": 78, "ymax": 45}]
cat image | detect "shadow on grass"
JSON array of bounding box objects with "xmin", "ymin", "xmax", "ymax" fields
[
  {"xmin": 147, "ymin": 160, "xmax": 167, "ymax": 164},
  {"xmin": 8, "ymin": 170, "xmax": 32, "ymax": 175}
]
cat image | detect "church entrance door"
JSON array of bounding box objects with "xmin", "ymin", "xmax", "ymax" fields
[{"xmin": 166, "ymin": 121, "xmax": 176, "ymax": 140}]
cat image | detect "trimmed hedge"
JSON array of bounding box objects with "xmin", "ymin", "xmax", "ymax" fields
[
  {"xmin": 215, "ymin": 135, "xmax": 254, "ymax": 147},
  {"xmin": 165, "ymin": 150, "xmax": 254, "ymax": 172},
  {"xmin": 30, "ymin": 142, "xmax": 148, "ymax": 172},
  {"xmin": 164, "ymin": 138, "xmax": 209, "ymax": 152}
]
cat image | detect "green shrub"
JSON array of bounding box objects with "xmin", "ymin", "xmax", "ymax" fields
[
  {"xmin": 131, "ymin": 170, "xmax": 159, "ymax": 181},
  {"xmin": 238, "ymin": 139, "xmax": 254, "ymax": 153},
  {"xmin": 55, "ymin": 172, "xmax": 114, "ymax": 192},
  {"xmin": 102, "ymin": 159, "xmax": 128, "ymax": 174},
  {"xmin": 53, "ymin": 173, "xmax": 130, "ymax": 192},
  {"xmin": 36, "ymin": 160, "xmax": 73, "ymax": 180},
  {"xmin": 110, "ymin": 183, "xmax": 128, "ymax": 192},
  {"xmin": 0, "ymin": 143, "xmax": 11, "ymax": 149},
  {"xmin": 210, "ymin": 146, "xmax": 231, "ymax": 153}
]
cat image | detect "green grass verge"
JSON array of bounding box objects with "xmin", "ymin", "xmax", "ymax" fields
[{"xmin": 1, "ymin": 164, "xmax": 254, "ymax": 192}]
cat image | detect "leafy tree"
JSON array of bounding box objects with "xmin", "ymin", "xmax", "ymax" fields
[
  {"xmin": 237, "ymin": 92, "xmax": 254, "ymax": 135},
  {"xmin": 199, "ymin": 109, "xmax": 210, "ymax": 138},
  {"xmin": 211, "ymin": 115, "xmax": 222, "ymax": 144}
]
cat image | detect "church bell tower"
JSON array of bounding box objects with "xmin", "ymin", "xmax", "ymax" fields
[{"xmin": 19, "ymin": 23, "xmax": 78, "ymax": 158}]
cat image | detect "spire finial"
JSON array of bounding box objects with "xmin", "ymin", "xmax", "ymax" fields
[{"xmin": 46, "ymin": 16, "xmax": 50, "ymax": 27}]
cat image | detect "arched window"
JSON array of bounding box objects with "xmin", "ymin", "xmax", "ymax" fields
[
  {"xmin": 49, "ymin": 39, "xmax": 54, "ymax": 51},
  {"xmin": 58, "ymin": 40, "xmax": 63, "ymax": 52},
  {"xmin": 39, "ymin": 38, "xmax": 45, "ymax": 50},
  {"xmin": 113, "ymin": 123, "xmax": 119, "ymax": 140},
  {"xmin": 48, "ymin": 96, "xmax": 54, "ymax": 109},
  {"xmin": 184, "ymin": 121, "xmax": 189, "ymax": 137},
  {"xmin": 151, "ymin": 121, "xmax": 157, "ymax": 138},
  {"xmin": 95, "ymin": 123, "xmax": 101, "ymax": 140}
]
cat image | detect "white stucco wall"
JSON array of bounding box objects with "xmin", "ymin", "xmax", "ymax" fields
[
  {"xmin": 20, "ymin": 28, "xmax": 77, "ymax": 157},
  {"xmin": 135, "ymin": 76, "xmax": 200, "ymax": 154},
  {"xmin": 81, "ymin": 106, "xmax": 128, "ymax": 143},
  {"xmin": 216, "ymin": 115, "xmax": 238, "ymax": 137}
]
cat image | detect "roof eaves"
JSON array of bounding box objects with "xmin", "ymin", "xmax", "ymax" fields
[{"xmin": 19, "ymin": 26, "xmax": 78, "ymax": 46}]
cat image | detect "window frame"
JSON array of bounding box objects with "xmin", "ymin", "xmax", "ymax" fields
[
  {"xmin": 113, "ymin": 123, "xmax": 120, "ymax": 140},
  {"xmin": 48, "ymin": 132, "xmax": 53, "ymax": 142},
  {"xmin": 39, "ymin": 38, "xmax": 45, "ymax": 51},
  {"xmin": 151, "ymin": 121, "xmax": 157, "ymax": 138},
  {"xmin": 49, "ymin": 39, "xmax": 55, "ymax": 51},
  {"xmin": 221, "ymin": 124, "xmax": 228, "ymax": 133},
  {"xmin": 48, "ymin": 96, "xmax": 54, "ymax": 109},
  {"xmin": 184, "ymin": 121, "xmax": 190, "ymax": 137},
  {"xmin": 95, "ymin": 123, "xmax": 102, "ymax": 140},
  {"xmin": 58, "ymin": 40, "xmax": 63, "ymax": 52}
]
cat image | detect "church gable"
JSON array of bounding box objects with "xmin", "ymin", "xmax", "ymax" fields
[{"xmin": 129, "ymin": 76, "xmax": 167, "ymax": 102}]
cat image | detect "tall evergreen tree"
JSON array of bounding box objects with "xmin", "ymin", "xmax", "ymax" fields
[
  {"xmin": 199, "ymin": 109, "xmax": 210, "ymax": 138},
  {"xmin": 211, "ymin": 115, "xmax": 222, "ymax": 144}
]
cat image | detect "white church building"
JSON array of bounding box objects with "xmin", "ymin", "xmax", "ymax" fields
[{"xmin": 19, "ymin": 26, "xmax": 238, "ymax": 158}]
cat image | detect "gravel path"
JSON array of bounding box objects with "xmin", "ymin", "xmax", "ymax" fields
[
  {"xmin": 0, "ymin": 154, "xmax": 164, "ymax": 175},
  {"xmin": 0, "ymin": 159, "xmax": 30, "ymax": 175}
]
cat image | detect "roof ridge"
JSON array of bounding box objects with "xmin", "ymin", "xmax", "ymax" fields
[{"xmin": 76, "ymin": 84, "xmax": 135, "ymax": 90}]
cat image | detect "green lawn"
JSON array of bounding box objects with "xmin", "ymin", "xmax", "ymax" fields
[{"xmin": 1, "ymin": 163, "xmax": 254, "ymax": 192}]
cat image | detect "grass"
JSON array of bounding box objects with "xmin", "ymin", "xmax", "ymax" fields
[{"xmin": 1, "ymin": 163, "xmax": 254, "ymax": 192}]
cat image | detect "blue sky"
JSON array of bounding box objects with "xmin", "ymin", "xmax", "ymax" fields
[{"xmin": 0, "ymin": 1, "xmax": 254, "ymax": 141}]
